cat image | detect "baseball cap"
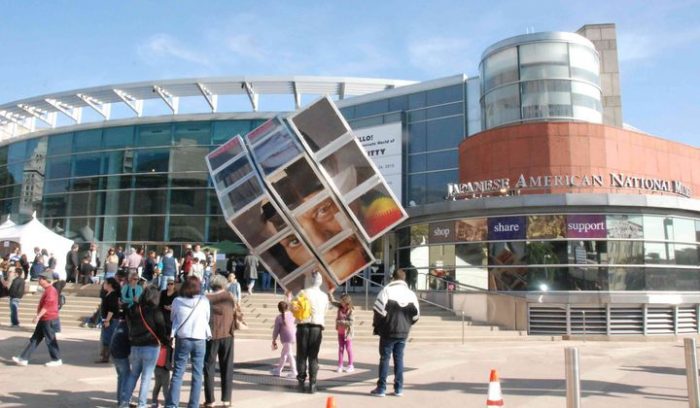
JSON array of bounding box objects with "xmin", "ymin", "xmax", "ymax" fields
[
  {"xmin": 166, "ymin": 276, "xmax": 175, "ymax": 282},
  {"xmin": 38, "ymin": 270, "xmax": 54, "ymax": 281}
]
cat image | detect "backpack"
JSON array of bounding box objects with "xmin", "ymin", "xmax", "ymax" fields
[{"xmin": 291, "ymin": 292, "xmax": 312, "ymax": 321}]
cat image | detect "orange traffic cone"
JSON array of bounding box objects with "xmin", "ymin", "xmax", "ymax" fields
[
  {"xmin": 326, "ymin": 396, "xmax": 337, "ymax": 408},
  {"xmin": 486, "ymin": 369, "xmax": 504, "ymax": 406}
]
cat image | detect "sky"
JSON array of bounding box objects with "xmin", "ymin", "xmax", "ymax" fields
[{"xmin": 0, "ymin": 0, "xmax": 698, "ymax": 146}]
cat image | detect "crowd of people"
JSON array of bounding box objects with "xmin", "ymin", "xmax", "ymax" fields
[{"xmin": 1, "ymin": 241, "xmax": 422, "ymax": 406}]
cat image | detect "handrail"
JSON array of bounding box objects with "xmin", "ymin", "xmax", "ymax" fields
[
  {"xmin": 415, "ymin": 271, "xmax": 527, "ymax": 299},
  {"xmin": 352, "ymin": 274, "xmax": 457, "ymax": 314}
]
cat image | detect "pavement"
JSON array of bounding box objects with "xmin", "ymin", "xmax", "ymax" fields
[{"xmin": 0, "ymin": 324, "xmax": 695, "ymax": 407}]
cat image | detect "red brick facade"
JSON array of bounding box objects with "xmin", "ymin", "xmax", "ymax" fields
[{"xmin": 458, "ymin": 122, "xmax": 700, "ymax": 198}]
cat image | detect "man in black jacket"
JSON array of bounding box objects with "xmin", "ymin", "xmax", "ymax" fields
[
  {"xmin": 6, "ymin": 267, "xmax": 25, "ymax": 326},
  {"xmin": 65, "ymin": 245, "xmax": 79, "ymax": 283},
  {"xmin": 370, "ymin": 269, "xmax": 420, "ymax": 397}
]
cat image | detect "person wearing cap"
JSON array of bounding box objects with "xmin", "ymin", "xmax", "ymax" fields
[
  {"xmin": 293, "ymin": 271, "xmax": 329, "ymax": 394},
  {"xmin": 12, "ymin": 270, "xmax": 62, "ymax": 367}
]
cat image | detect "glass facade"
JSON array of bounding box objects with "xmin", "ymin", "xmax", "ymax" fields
[
  {"xmin": 396, "ymin": 213, "xmax": 700, "ymax": 292},
  {"xmin": 341, "ymin": 82, "xmax": 468, "ymax": 207},
  {"xmin": 0, "ymin": 119, "xmax": 266, "ymax": 252},
  {"xmin": 480, "ymin": 35, "xmax": 603, "ymax": 129}
]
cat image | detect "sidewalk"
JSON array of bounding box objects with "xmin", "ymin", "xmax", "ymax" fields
[{"xmin": 0, "ymin": 324, "xmax": 692, "ymax": 407}]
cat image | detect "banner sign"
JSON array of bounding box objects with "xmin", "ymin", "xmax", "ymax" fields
[
  {"xmin": 429, "ymin": 221, "xmax": 456, "ymax": 244},
  {"xmin": 567, "ymin": 215, "xmax": 607, "ymax": 238},
  {"xmin": 355, "ymin": 123, "xmax": 402, "ymax": 199},
  {"xmin": 488, "ymin": 216, "xmax": 526, "ymax": 241}
]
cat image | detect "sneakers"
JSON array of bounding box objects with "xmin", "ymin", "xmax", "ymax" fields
[
  {"xmin": 297, "ymin": 380, "xmax": 306, "ymax": 393},
  {"xmin": 45, "ymin": 359, "xmax": 63, "ymax": 367},
  {"xmin": 286, "ymin": 371, "xmax": 298, "ymax": 378},
  {"xmin": 370, "ymin": 388, "xmax": 386, "ymax": 397},
  {"xmin": 394, "ymin": 390, "xmax": 404, "ymax": 397},
  {"xmin": 309, "ymin": 382, "xmax": 318, "ymax": 394},
  {"xmin": 270, "ymin": 368, "xmax": 282, "ymax": 377},
  {"xmin": 12, "ymin": 356, "xmax": 28, "ymax": 366},
  {"xmin": 345, "ymin": 365, "xmax": 355, "ymax": 373},
  {"xmin": 336, "ymin": 366, "xmax": 343, "ymax": 373}
]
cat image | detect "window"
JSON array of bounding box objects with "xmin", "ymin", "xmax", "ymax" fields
[
  {"xmin": 407, "ymin": 122, "xmax": 427, "ymax": 153},
  {"xmin": 426, "ymin": 170, "xmax": 455, "ymax": 203},
  {"xmin": 519, "ymin": 42, "xmax": 569, "ymax": 81},
  {"xmin": 73, "ymin": 130, "xmax": 102, "ymax": 152},
  {"xmin": 137, "ymin": 125, "xmax": 172, "ymax": 147},
  {"xmin": 426, "ymin": 116, "xmax": 464, "ymax": 151},
  {"xmin": 483, "ymin": 83, "xmax": 520, "ymax": 128},
  {"xmin": 426, "ymin": 150, "xmax": 457, "ymax": 171},
  {"xmin": 135, "ymin": 149, "xmax": 170, "ymax": 173},
  {"xmin": 426, "ymin": 85, "xmax": 463, "ymax": 105},
  {"xmin": 103, "ymin": 127, "xmax": 134, "ymax": 148},
  {"xmin": 408, "ymin": 154, "xmax": 426, "ymax": 173},
  {"xmin": 72, "ymin": 153, "xmax": 103, "ymax": 177},
  {"xmin": 212, "ymin": 121, "xmax": 253, "ymax": 144},
  {"xmin": 174, "ymin": 122, "xmax": 211, "ymax": 146},
  {"xmin": 132, "ymin": 189, "xmax": 167, "ymax": 215},
  {"xmin": 483, "ymin": 47, "xmax": 518, "ymax": 90}
]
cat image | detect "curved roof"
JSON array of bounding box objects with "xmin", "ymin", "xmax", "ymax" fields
[
  {"xmin": 481, "ymin": 31, "xmax": 596, "ymax": 61},
  {"xmin": 0, "ymin": 75, "xmax": 415, "ymax": 142}
]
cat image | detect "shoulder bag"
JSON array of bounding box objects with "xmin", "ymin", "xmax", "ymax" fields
[{"xmin": 138, "ymin": 305, "xmax": 169, "ymax": 368}]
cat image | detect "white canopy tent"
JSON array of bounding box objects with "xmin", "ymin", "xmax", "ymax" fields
[
  {"xmin": 0, "ymin": 215, "xmax": 16, "ymax": 229},
  {"xmin": 0, "ymin": 213, "xmax": 73, "ymax": 277}
]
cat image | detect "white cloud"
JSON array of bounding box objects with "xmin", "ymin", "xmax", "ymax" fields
[
  {"xmin": 137, "ymin": 34, "xmax": 212, "ymax": 68},
  {"xmin": 407, "ymin": 37, "xmax": 473, "ymax": 74}
]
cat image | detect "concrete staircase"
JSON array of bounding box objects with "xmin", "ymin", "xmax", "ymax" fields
[{"xmin": 0, "ymin": 285, "xmax": 528, "ymax": 343}]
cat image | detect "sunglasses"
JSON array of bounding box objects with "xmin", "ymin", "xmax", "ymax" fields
[{"xmin": 167, "ymin": 283, "xmax": 175, "ymax": 286}]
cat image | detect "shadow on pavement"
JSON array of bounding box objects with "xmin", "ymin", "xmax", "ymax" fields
[
  {"xmin": 0, "ymin": 389, "xmax": 116, "ymax": 408},
  {"xmin": 621, "ymin": 365, "xmax": 687, "ymax": 376}
]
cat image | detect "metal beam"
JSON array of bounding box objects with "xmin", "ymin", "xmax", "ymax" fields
[
  {"xmin": 242, "ymin": 82, "xmax": 259, "ymax": 112},
  {"xmin": 45, "ymin": 98, "xmax": 82, "ymax": 123},
  {"xmin": 292, "ymin": 81, "xmax": 301, "ymax": 109},
  {"xmin": 196, "ymin": 83, "xmax": 218, "ymax": 112},
  {"xmin": 0, "ymin": 110, "xmax": 28, "ymax": 127},
  {"xmin": 153, "ymin": 85, "xmax": 179, "ymax": 114},
  {"xmin": 76, "ymin": 93, "xmax": 111, "ymax": 120},
  {"xmin": 113, "ymin": 89, "xmax": 144, "ymax": 117},
  {"xmin": 17, "ymin": 104, "xmax": 57, "ymax": 127}
]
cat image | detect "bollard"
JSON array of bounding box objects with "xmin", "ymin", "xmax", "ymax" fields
[
  {"xmin": 685, "ymin": 338, "xmax": 700, "ymax": 408},
  {"xmin": 565, "ymin": 347, "xmax": 581, "ymax": 408}
]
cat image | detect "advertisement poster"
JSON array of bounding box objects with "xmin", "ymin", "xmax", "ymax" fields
[
  {"xmin": 320, "ymin": 140, "xmax": 375, "ymax": 196},
  {"xmin": 527, "ymin": 215, "xmax": 566, "ymax": 239},
  {"xmin": 429, "ymin": 221, "xmax": 456, "ymax": 244},
  {"xmin": 567, "ymin": 215, "xmax": 607, "ymax": 239},
  {"xmin": 607, "ymin": 215, "xmax": 644, "ymax": 239},
  {"xmin": 355, "ymin": 122, "xmax": 403, "ymax": 199},
  {"xmin": 488, "ymin": 216, "xmax": 526, "ymax": 241},
  {"xmin": 455, "ymin": 218, "xmax": 487, "ymax": 241}
]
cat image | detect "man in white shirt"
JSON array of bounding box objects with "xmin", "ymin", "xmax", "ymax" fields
[
  {"xmin": 293, "ymin": 271, "xmax": 329, "ymax": 394},
  {"xmin": 191, "ymin": 244, "xmax": 206, "ymax": 263}
]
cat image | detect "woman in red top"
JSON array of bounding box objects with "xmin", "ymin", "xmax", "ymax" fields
[{"xmin": 12, "ymin": 271, "xmax": 62, "ymax": 366}]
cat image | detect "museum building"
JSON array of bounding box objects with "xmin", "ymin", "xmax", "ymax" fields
[{"xmin": 0, "ymin": 23, "xmax": 699, "ymax": 335}]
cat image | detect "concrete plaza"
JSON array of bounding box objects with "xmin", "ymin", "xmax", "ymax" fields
[{"xmin": 0, "ymin": 324, "xmax": 694, "ymax": 407}]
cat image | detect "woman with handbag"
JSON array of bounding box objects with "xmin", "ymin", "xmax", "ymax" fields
[
  {"xmin": 166, "ymin": 276, "xmax": 211, "ymax": 408},
  {"xmin": 203, "ymin": 275, "xmax": 237, "ymax": 407},
  {"xmin": 121, "ymin": 286, "xmax": 169, "ymax": 408}
]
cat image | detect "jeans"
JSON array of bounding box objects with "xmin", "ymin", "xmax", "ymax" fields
[
  {"xmin": 20, "ymin": 319, "xmax": 60, "ymax": 361},
  {"xmin": 105, "ymin": 272, "xmax": 116, "ymax": 280},
  {"xmin": 376, "ymin": 337, "xmax": 406, "ymax": 393},
  {"xmin": 9, "ymin": 298, "xmax": 20, "ymax": 326},
  {"xmin": 167, "ymin": 338, "xmax": 206, "ymax": 408},
  {"xmin": 296, "ymin": 324, "xmax": 323, "ymax": 384},
  {"xmin": 160, "ymin": 274, "xmax": 174, "ymax": 291},
  {"xmin": 261, "ymin": 272, "xmax": 271, "ymax": 290},
  {"xmin": 123, "ymin": 345, "xmax": 160, "ymax": 408},
  {"xmin": 204, "ymin": 337, "xmax": 234, "ymax": 404},
  {"xmin": 113, "ymin": 357, "xmax": 131, "ymax": 406},
  {"xmin": 101, "ymin": 321, "xmax": 117, "ymax": 347}
]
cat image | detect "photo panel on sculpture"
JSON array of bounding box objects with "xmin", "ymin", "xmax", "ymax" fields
[
  {"xmin": 214, "ymin": 155, "xmax": 254, "ymax": 191},
  {"xmin": 289, "ymin": 97, "xmax": 348, "ymax": 153},
  {"xmin": 259, "ymin": 232, "xmax": 313, "ymax": 281},
  {"xmin": 320, "ymin": 140, "xmax": 375, "ymax": 196},
  {"xmin": 230, "ymin": 197, "xmax": 288, "ymax": 249},
  {"xmin": 348, "ymin": 183, "xmax": 406, "ymax": 240},
  {"xmin": 269, "ymin": 158, "xmax": 324, "ymax": 211},
  {"xmin": 293, "ymin": 193, "xmax": 353, "ymax": 249},
  {"xmin": 322, "ymin": 233, "xmax": 373, "ymax": 283},
  {"xmin": 251, "ymin": 125, "xmax": 303, "ymax": 176},
  {"xmin": 207, "ymin": 136, "xmax": 243, "ymax": 172},
  {"xmin": 220, "ymin": 175, "xmax": 264, "ymax": 217}
]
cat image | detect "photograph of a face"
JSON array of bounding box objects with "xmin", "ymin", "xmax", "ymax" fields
[
  {"xmin": 456, "ymin": 218, "xmax": 487, "ymax": 241},
  {"xmin": 231, "ymin": 198, "xmax": 287, "ymax": 248},
  {"xmin": 283, "ymin": 266, "xmax": 335, "ymax": 294},
  {"xmin": 349, "ymin": 183, "xmax": 406, "ymax": 239},
  {"xmin": 294, "ymin": 195, "xmax": 352, "ymax": 248},
  {"xmin": 260, "ymin": 232, "xmax": 314, "ymax": 281},
  {"xmin": 214, "ymin": 156, "xmax": 253, "ymax": 191},
  {"xmin": 270, "ymin": 158, "xmax": 324, "ymax": 211},
  {"xmin": 222, "ymin": 175, "xmax": 264, "ymax": 215},
  {"xmin": 322, "ymin": 234, "xmax": 373, "ymax": 282},
  {"xmin": 290, "ymin": 98, "xmax": 348, "ymax": 152},
  {"xmin": 252, "ymin": 126, "xmax": 303, "ymax": 176},
  {"xmin": 320, "ymin": 141, "xmax": 375, "ymax": 195},
  {"xmin": 208, "ymin": 137, "xmax": 243, "ymax": 172}
]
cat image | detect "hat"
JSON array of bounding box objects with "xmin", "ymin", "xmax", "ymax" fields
[
  {"xmin": 166, "ymin": 276, "xmax": 176, "ymax": 282},
  {"xmin": 38, "ymin": 270, "xmax": 54, "ymax": 281}
]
